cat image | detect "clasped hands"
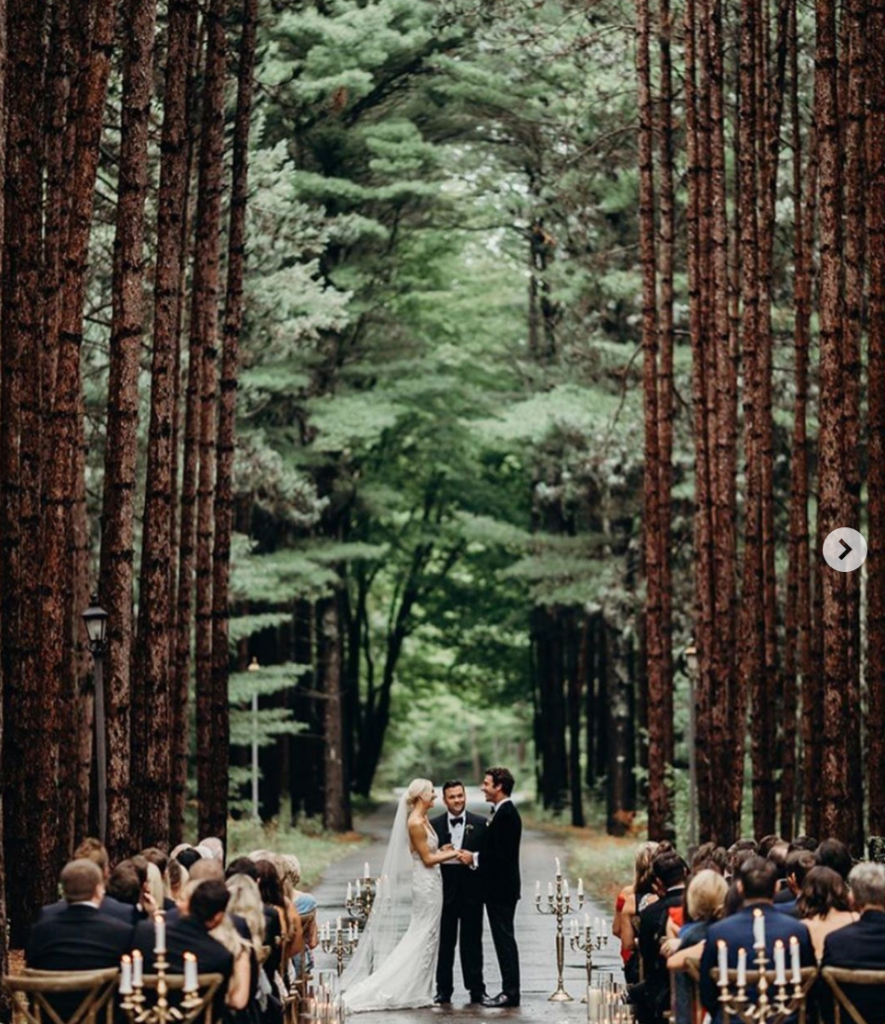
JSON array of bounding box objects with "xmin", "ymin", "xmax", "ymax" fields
[{"xmin": 441, "ymin": 844, "xmax": 475, "ymax": 865}]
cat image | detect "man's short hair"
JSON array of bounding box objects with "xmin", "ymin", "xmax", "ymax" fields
[
  {"xmin": 485, "ymin": 766, "xmax": 515, "ymax": 797},
  {"xmin": 848, "ymin": 862, "xmax": 885, "ymax": 908},
  {"xmin": 225, "ymin": 857, "xmax": 259, "ymax": 882},
  {"xmin": 107, "ymin": 863, "xmax": 142, "ymax": 905},
  {"xmin": 738, "ymin": 855, "xmax": 778, "ymax": 899},
  {"xmin": 653, "ymin": 851, "xmax": 688, "ymax": 889},
  {"xmin": 73, "ymin": 838, "xmax": 109, "ymax": 874},
  {"xmin": 61, "ymin": 859, "xmax": 103, "ymax": 903},
  {"xmin": 442, "ymin": 780, "xmax": 465, "ymax": 794},
  {"xmin": 188, "ymin": 858, "xmax": 224, "ymax": 882},
  {"xmin": 789, "ymin": 834, "xmax": 818, "ymax": 852},
  {"xmin": 816, "ymin": 838, "xmax": 853, "ymax": 880},
  {"xmin": 189, "ymin": 880, "xmax": 230, "ymax": 924},
  {"xmin": 758, "ymin": 835, "xmax": 782, "ymax": 858},
  {"xmin": 786, "ymin": 849, "xmax": 816, "ymax": 888},
  {"xmin": 767, "ymin": 841, "xmax": 790, "ymax": 878},
  {"xmin": 691, "ymin": 842, "xmax": 727, "ymax": 874}
]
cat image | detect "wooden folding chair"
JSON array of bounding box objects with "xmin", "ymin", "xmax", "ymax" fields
[
  {"xmin": 822, "ymin": 966, "xmax": 885, "ymax": 1024},
  {"xmin": 3, "ymin": 967, "xmax": 120, "ymax": 1024},
  {"xmin": 137, "ymin": 973, "xmax": 224, "ymax": 1024}
]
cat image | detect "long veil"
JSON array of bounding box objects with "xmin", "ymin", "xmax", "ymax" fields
[{"xmin": 340, "ymin": 793, "xmax": 414, "ymax": 993}]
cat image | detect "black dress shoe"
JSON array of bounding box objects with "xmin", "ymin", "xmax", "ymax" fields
[
  {"xmin": 433, "ymin": 994, "xmax": 452, "ymax": 1005},
  {"xmin": 481, "ymin": 993, "xmax": 520, "ymax": 1007},
  {"xmin": 469, "ymin": 992, "xmax": 488, "ymax": 1004}
]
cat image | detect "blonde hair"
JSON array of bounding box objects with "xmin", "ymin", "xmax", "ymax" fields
[
  {"xmin": 226, "ymin": 874, "xmax": 265, "ymax": 953},
  {"xmin": 146, "ymin": 862, "xmax": 166, "ymax": 908},
  {"xmin": 406, "ymin": 779, "xmax": 433, "ymax": 809},
  {"xmin": 686, "ymin": 869, "xmax": 728, "ymax": 922},
  {"xmin": 633, "ymin": 841, "xmax": 660, "ymax": 894},
  {"xmin": 277, "ymin": 854, "xmax": 301, "ymax": 898},
  {"xmin": 166, "ymin": 860, "xmax": 189, "ymax": 900}
]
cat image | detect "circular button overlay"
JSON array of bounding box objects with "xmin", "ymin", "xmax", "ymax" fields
[{"xmin": 823, "ymin": 528, "xmax": 867, "ymax": 573}]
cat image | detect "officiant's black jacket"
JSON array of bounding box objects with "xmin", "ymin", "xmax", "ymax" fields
[
  {"xmin": 479, "ymin": 800, "xmax": 522, "ymax": 904},
  {"xmin": 431, "ymin": 811, "xmax": 487, "ymax": 906}
]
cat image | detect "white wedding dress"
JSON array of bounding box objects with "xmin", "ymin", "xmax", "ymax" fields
[{"xmin": 341, "ymin": 806, "xmax": 443, "ymax": 1012}]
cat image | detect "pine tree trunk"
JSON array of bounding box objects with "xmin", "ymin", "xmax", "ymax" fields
[
  {"xmin": 39, "ymin": 0, "xmax": 115, "ymax": 859},
  {"xmin": 321, "ymin": 595, "xmax": 351, "ymax": 831},
  {"xmin": 636, "ymin": 0, "xmax": 672, "ymax": 839},
  {"xmin": 815, "ymin": 0, "xmax": 854, "ymax": 844},
  {"xmin": 866, "ymin": 0, "xmax": 885, "ymax": 838},
  {"xmin": 566, "ymin": 613, "xmax": 584, "ymax": 828},
  {"xmin": 841, "ymin": 0, "xmax": 866, "ymax": 855},
  {"xmin": 0, "ymin": 0, "xmax": 8, "ymax": 979},
  {"xmin": 193, "ymin": 0, "xmax": 228, "ymax": 838},
  {"xmin": 4, "ymin": 0, "xmax": 56, "ymax": 943},
  {"xmin": 134, "ymin": 0, "xmax": 198, "ymax": 850},
  {"xmin": 209, "ymin": 0, "xmax": 259, "ymax": 845},
  {"xmin": 100, "ymin": 0, "xmax": 158, "ymax": 855}
]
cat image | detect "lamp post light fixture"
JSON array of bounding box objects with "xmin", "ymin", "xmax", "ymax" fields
[
  {"xmin": 82, "ymin": 594, "xmax": 109, "ymax": 842},
  {"xmin": 248, "ymin": 656, "xmax": 261, "ymax": 821},
  {"xmin": 684, "ymin": 641, "xmax": 699, "ymax": 847}
]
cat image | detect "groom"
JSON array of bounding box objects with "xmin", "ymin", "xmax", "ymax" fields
[
  {"xmin": 431, "ymin": 780, "xmax": 488, "ymax": 1005},
  {"xmin": 463, "ymin": 766, "xmax": 522, "ymax": 1008}
]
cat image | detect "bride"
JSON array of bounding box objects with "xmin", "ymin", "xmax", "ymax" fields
[{"xmin": 340, "ymin": 778, "xmax": 471, "ymax": 1012}]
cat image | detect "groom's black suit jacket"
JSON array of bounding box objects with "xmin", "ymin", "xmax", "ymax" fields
[
  {"xmin": 480, "ymin": 800, "xmax": 521, "ymax": 904},
  {"xmin": 431, "ymin": 811, "xmax": 487, "ymax": 906}
]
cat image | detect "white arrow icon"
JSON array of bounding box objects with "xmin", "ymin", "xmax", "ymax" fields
[{"xmin": 823, "ymin": 528, "xmax": 867, "ymax": 573}]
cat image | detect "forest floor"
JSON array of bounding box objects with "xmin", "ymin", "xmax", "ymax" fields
[{"xmin": 310, "ymin": 795, "xmax": 626, "ymax": 1023}]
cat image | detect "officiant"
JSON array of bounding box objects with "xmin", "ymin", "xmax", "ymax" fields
[{"xmin": 431, "ymin": 780, "xmax": 488, "ymax": 1005}]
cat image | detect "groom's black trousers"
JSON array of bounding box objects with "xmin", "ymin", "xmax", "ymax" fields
[
  {"xmin": 486, "ymin": 900, "xmax": 520, "ymax": 1000},
  {"xmin": 436, "ymin": 900, "xmax": 485, "ymax": 997}
]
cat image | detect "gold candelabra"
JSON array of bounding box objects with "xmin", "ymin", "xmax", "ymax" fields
[
  {"xmin": 300, "ymin": 970, "xmax": 345, "ymax": 1023},
  {"xmin": 344, "ymin": 867, "xmax": 377, "ymax": 929},
  {"xmin": 534, "ymin": 859, "xmax": 585, "ymax": 1002},
  {"xmin": 715, "ymin": 922, "xmax": 806, "ymax": 1024},
  {"xmin": 119, "ymin": 952, "xmax": 202, "ymax": 1024},
  {"xmin": 320, "ymin": 919, "xmax": 359, "ymax": 977},
  {"xmin": 569, "ymin": 917, "xmax": 610, "ymax": 1001}
]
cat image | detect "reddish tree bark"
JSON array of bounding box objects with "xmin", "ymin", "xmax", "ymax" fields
[
  {"xmin": 133, "ymin": 0, "xmax": 197, "ymax": 850},
  {"xmin": 100, "ymin": 0, "xmax": 159, "ymax": 854},
  {"xmin": 866, "ymin": 0, "xmax": 885, "ymax": 838},
  {"xmin": 192, "ymin": 0, "xmax": 229, "ymax": 838}
]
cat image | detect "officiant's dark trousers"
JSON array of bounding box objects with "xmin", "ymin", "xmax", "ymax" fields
[
  {"xmin": 486, "ymin": 901, "xmax": 520, "ymax": 1000},
  {"xmin": 437, "ymin": 901, "xmax": 485, "ymax": 997}
]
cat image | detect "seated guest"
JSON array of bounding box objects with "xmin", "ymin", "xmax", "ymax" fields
[
  {"xmin": 199, "ymin": 837, "xmax": 225, "ymax": 864},
  {"xmin": 822, "ymin": 862, "xmax": 885, "ymax": 1023},
  {"xmin": 142, "ymin": 848, "xmax": 177, "ymax": 911},
  {"xmin": 816, "ymin": 838, "xmax": 853, "ymax": 882},
  {"xmin": 133, "ymin": 880, "xmax": 245, "ymax": 1011},
  {"xmin": 255, "ymin": 860, "xmax": 302, "ymax": 963},
  {"xmin": 175, "ymin": 847, "xmax": 203, "ymax": 872},
  {"xmin": 166, "ymin": 860, "xmax": 190, "ymax": 905},
  {"xmin": 775, "ymin": 850, "xmax": 816, "ymax": 914},
  {"xmin": 226, "ymin": 858, "xmax": 282, "ymax": 977},
  {"xmin": 27, "ymin": 860, "xmax": 134, "ymax": 1018},
  {"xmin": 106, "ymin": 862, "xmax": 145, "ymax": 918},
  {"xmin": 699, "ymin": 857, "xmax": 815, "ymax": 1020},
  {"xmin": 798, "ymin": 866, "xmax": 857, "ymax": 959},
  {"xmin": 789, "ymin": 835, "xmax": 818, "ymax": 853},
  {"xmin": 614, "ymin": 842, "xmax": 659, "ymax": 985},
  {"xmin": 630, "ymin": 851, "xmax": 688, "ymax": 1023},
  {"xmin": 226, "ymin": 875, "xmax": 267, "ymax": 1024},
  {"xmin": 40, "ymin": 839, "xmax": 137, "ymax": 925},
  {"xmin": 666, "ymin": 870, "xmax": 728, "ymax": 1024},
  {"xmin": 767, "ymin": 841, "xmax": 790, "ymax": 894}
]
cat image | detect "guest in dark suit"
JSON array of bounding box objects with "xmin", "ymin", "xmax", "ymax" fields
[
  {"xmin": 774, "ymin": 849, "xmax": 816, "ymax": 915},
  {"xmin": 39, "ymin": 839, "xmax": 140, "ymax": 927},
  {"xmin": 430, "ymin": 779, "xmax": 488, "ymax": 1005},
  {"xmin": 823, "ymin": 861, "xmax": 885, "ymax": 1024},
  {"xmin": 700, "ymin": 857, "xmax": 815, "ymax": 1021},
  {"xmin": 630, "ymin": 851, "xmax": 687, "ymax": 1024},
  {"xmin": 463, "ymin": 766, "xmax": 521, "ymax": 1008},
  {"xmin": 27, "ymin": 859, "xmax": 135, "ymax": 1020}
]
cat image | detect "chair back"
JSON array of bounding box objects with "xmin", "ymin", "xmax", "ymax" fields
[
  {"xmin": 822, "ymin": 966, "xmax": 885, "ymax": 1024},
  {"xmin": 3, "ymin": 967, "xmax": 120, "ymax": 1024},
  {"xmin": 138, "ymin": 973, "xmax": 224, "ymax": 1024}
]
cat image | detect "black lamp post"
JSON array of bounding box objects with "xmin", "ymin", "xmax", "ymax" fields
[{"xmin": 82, "ymin": 594, "xmax": 109, "ymax": 842}]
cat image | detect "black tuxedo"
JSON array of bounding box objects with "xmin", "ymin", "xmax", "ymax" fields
[
  {"xmin": 823, "ymin": 910, "xmax": 885, "ymax": 1024},
  {"xmin": 26, "ymin": 903, "xmax": 135, "ymax": 1020},
  {"xmin": 479, "ymin": 800, "xmax": 522, "ymax": 1001},
  {"xmin": 39, "ymin": 894, "xmax": 141, "ymax": 927},
  {"xmin": 431, "ymin": 810, "xmax": 487, "ymax": 999}
]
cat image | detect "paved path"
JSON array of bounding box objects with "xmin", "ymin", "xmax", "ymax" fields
[{"xmin": 310, "ymin": 793, "xmax": 625, "ymax": 1023}]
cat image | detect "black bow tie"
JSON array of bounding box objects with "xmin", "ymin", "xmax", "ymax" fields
[{"xmin": 450, "ymin": 817, "xmax": 464, "ymax": 827}]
